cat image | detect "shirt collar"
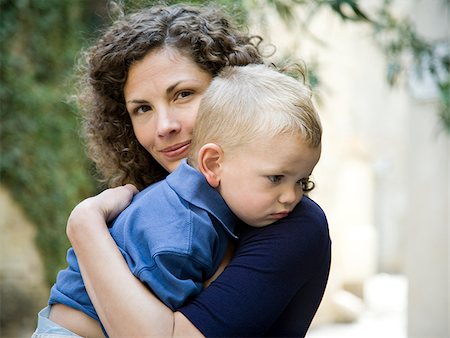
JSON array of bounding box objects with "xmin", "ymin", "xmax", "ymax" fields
[{"xmin": 166, "ymin": 160, "xmax": 238, "ymax": 239}]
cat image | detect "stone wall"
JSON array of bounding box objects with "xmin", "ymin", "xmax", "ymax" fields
[{"xmin": 0, "ymin": 186, "xmax": 49, "ymax": 337}]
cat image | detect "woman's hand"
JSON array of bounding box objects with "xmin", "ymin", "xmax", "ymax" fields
[
  {"xmin": 67, "ymin": 184, "xmax": 138, "ymax": 239},
  {"xmin": 93, "ymin": 184, "xmax": 139, "ymax": 223},
  {"xmin": 72, "ymin": 184, "xmax": 138, "ymax": 223}
]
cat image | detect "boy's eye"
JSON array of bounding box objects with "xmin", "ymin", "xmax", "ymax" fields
[{"xmin": 267, "ymin": 175, "xmax": 283, "ymax": 183}]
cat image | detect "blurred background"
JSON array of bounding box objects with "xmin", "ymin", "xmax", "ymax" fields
[{"xmin": 1, "ymin": 0, "xmax": 448, "ymax": 337}]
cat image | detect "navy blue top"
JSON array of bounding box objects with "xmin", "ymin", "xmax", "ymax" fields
[
  {"xmin": 49, "ymin": 161, "xmax": 238, "ymax": 322},
  {"xmin": 179, "ymin": 195, "xmax": 331, "ymax": 337}
]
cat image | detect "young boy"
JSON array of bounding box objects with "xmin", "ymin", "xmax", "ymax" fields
[{"xmin": 35, "ymin": 64, "xmax": 322, "ymax": 337}]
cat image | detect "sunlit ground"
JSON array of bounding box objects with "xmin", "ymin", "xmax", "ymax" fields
[{"xmin": 307, "ymin": 274, "xmax": 407, "ymax": 337}]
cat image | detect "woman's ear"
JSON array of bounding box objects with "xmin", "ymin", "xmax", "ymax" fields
[{"xmin": 197, "ymin": 143, "xmax": 223, "ymax": 188}]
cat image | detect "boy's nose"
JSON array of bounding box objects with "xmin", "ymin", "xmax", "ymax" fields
[{"xmin": 279, "ymin": 187, "xmax": 301, "ymax": 205}]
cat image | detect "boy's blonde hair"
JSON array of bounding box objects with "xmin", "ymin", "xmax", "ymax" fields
[{"xmin": 189, "ymin": 64, "xmax": 322, "ymax": 166}]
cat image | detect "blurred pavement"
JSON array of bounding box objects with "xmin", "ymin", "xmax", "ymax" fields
[{"xmin": 307, "ymin": 274, "xmax": 407, "ymax": 338}]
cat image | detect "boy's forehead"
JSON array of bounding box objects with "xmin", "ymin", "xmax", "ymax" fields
[
  {"xmin": 241, "ymin": 131, "xmax": 307, "ymax": 151},
  {"xmin": 236, "ymin": 133, "xmax": 319, "ymax": 169}
]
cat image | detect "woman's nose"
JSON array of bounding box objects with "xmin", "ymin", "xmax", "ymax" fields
[{"xmin": 156, "ymin": 110, "xmax": 181, "ymax": 137}]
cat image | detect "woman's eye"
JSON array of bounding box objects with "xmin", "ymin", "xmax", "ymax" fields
[
  {"xmin": 267, "ymin": 175, "xmax": 283, "ymax": 184},
  {"xmin": 176, "ymin": 91, "xmax": 193, "ymax": 100},
  {"xmin": 136, "ymin": 105, "xmax": 152, "ymax": 114}
]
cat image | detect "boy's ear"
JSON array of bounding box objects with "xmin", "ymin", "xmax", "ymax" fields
[{"xmin": 197, "ymin": 143, "xmax": 223, "ymax": 188}]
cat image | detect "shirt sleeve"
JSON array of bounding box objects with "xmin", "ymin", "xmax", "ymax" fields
[
  {"xmin": 136, "ymin": 252, "xmax": 208, "ymax": 311},
  {"xmin": 178, "ymin": 196, "xmax": 331, "ymax": 337}
]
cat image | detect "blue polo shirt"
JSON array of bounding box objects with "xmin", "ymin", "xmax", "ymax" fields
[{"xmin": 49, "ymin": 160, "xmax": 238, "ymax": 323}]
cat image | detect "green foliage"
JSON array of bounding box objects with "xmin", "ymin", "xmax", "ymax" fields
[
  {"xmin": 0, "ymin": 0, "xmax": 99, "ymax": 285},
  {"xmin": 248, "ymin": 0, "xmax": 371, "ymax": 27},
  {"xmin": 110, "ymin": 0, "xmax": 248, "ymax": 24},
  {"xmin": 438, "ymin": 81, "xmax": 450, "ymax": 131},
  {"xmin": 372, "ymin": 0, "xmax": 450, "ymax": 133},
  {"xmin": 250, "ymin": 0, "xmax": 450, "ymax": 134},
  {"xmin": 0, "ymin": 0, "xmax": 248, "ymax": 286}
]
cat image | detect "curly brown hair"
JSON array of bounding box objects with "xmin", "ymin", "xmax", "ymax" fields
[{"xmin": 75, "ymin": 4, "xmax": 264, "ymax": 190}]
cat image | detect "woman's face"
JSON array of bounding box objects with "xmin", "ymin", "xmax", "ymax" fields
[{"xmin": 124, "ymin": 47, "xmax": 213, "ymax": 173}]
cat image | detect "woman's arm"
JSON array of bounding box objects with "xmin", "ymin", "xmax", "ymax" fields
[
  {"xmin": 178, "ymin": 196, "xmax": 331, "ymax": 336},
  {"xmin": 67, "ymin": 185, "xmax": 203, "ymax": 337}
]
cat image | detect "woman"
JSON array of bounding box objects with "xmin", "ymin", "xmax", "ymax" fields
[{"xmin": 66, "ymin": 4, "xmax": 331, "ymax": 337}]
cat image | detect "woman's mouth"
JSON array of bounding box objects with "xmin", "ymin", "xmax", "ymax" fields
[{"xmin": 160, "ymin": 141, "xmax": 191, "ymax": 159}]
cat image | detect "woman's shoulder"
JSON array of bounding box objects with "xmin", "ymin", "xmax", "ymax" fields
[
  {"xmin": 237, "ymin": 196, "xmax": 330, "ymax": 271},
  {"xmin": 240, "ymin": 195, "xmax": 328, "ymax": 239},
  {"xmin": 293, "ymin": 195, "xmax": 327, "ymax": 224},
  {"xmin": 287, "ymin": 195, "xmax": 329, "ymax": 239}
]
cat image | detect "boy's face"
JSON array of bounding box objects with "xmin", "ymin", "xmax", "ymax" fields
[{"xmin": 217, "ymin": 133, "xmax": 321, "ymax": 227}]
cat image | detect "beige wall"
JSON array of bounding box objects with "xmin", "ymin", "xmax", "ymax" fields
[{"xmin": 248, "ymin": 0, "xmax": 449, "ymax": 335}]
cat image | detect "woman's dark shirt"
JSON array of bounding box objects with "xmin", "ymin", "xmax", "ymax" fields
[{"xmin": 179, "ymin": 196, "xmax": 331, "ymax": 337}]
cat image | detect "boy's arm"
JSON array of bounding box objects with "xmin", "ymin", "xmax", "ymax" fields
[
  {"xmin": 49, "ymin": 304, "xmax": 105, "ymax": 338},
  {"xmin": 115, "ymin": 193, "xmax": 208, "ymax": 311}
]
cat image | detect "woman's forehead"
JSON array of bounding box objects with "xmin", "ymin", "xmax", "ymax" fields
[{"xmin": 124, "ymin": 49, "xmax": 212, "ymax": 99}]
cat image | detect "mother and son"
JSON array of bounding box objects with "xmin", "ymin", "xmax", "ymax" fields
[{"xmin": 33, "ymin": 4, "xmax": 331, "ymax": 337}]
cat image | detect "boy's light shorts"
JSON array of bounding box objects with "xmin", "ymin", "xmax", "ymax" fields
[{"xmin": 31, "ymin": 306, "xmax": 83, "ymax": 338}]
